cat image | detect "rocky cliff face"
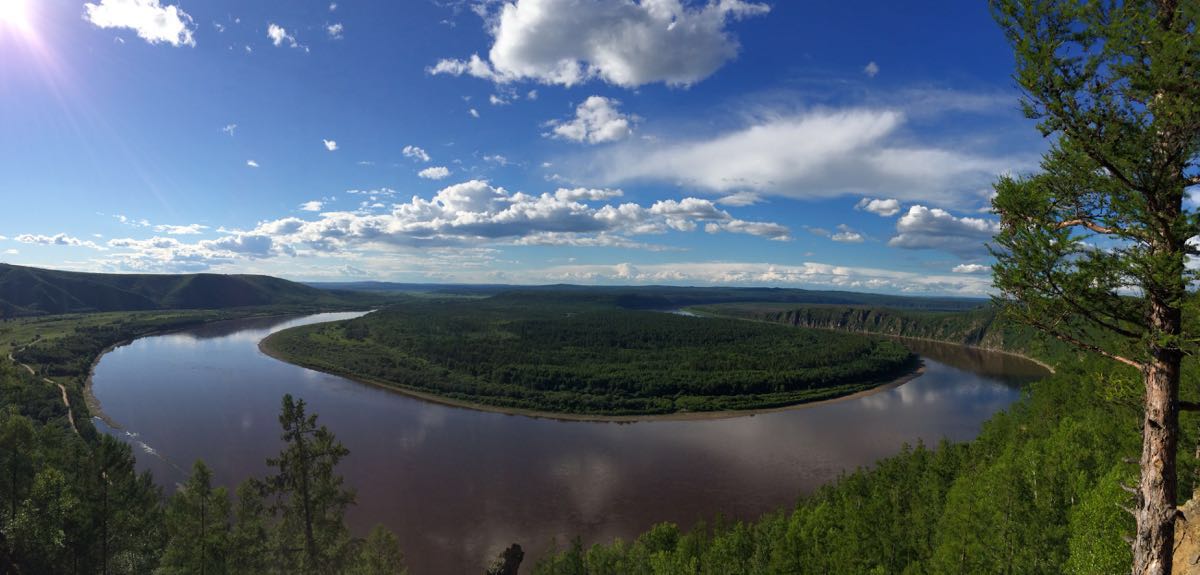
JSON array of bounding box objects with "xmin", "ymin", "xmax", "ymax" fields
[{"xmin": 754, "ymin": 307, "xmax": 1009, "ymax": 351}]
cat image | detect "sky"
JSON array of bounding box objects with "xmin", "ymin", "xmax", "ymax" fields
[{"xmin": 0, "ymin": 0, "xmax": 1050, "ymax": 295}]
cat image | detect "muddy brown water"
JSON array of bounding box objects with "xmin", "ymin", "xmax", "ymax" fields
[{"xmin": 91, "ymin": 312, "xmax": 1046, "ymax": 573}]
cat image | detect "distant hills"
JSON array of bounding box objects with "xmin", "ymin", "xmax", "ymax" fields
[
  {"xmin": 0, "ymin": 263, "xmax": 351, "ymax": 317},
  {"xmin": 309, "ymin": 281, "xmax": 987, "ymax": 312},
  {"xmin": 0, "ymin": 263, "xmax": 988, "ymax": 318}
]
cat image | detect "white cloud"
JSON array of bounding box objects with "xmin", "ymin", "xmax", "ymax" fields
[
  {"xmin": 84, "ymin": 0, "xmax": 196, "ymax": 47},
  {"xmin": 545, "ymin": 96, "xmax": 635, "ymax": 144},
  {"xmin": 268, "ymin": 23, "xmax": 299, "ymax": 48},
  {"xmin": 154, "ymin": 223, "xmax": 208, "ymax": 235},
  {"xmin": 15, "ymin": 233, "xmax": 105, "ymax": 250},
  {"xmin": 98, "ymin": 181, "xmax": 789, "ymax": 271},
  {"xmin": 533, "ymin": 261, "xmax": 992, "ymax": 295},
  {"xmin": 484, "ymin": 154, "xmax": 510, "ymax": 166},
  {"xmin": 329, "ymin": 2, "xmax": 337, "ymax": 11},
  {"xmin": 246, "ymin": 160, "xmax": 260, "ymax": 168},
  {"xmin": 589, "ymin": 108, "xmax": 1017, "ymax": 208},
  {"xmin": 888, "ymin": 205, "xmax": 1000, "ymax": 258},
  {"xmin": 323, "ymin": 139, "xmax": 338, "ymax": 151},
  {"xmin": 222, "ymin": 123, "xmax": 237, "ymax": 136},
  {"xmin": 403, "ymin": 145, "xmax": 431, "ymax": 162},
  {"xmin": 863, "ymin": 61, "xmax": 880, "ymax": 78},
  {"xmin": 855, "ymin": 197, "xmax": 901, "ymax": 217},
  {"xmin": 715, "ymin": 191, "xmax": 761, "ymax": 207},
  {"xmin": 429, "ymin": 0, "xmax": 769, "ymax": 87},
  {"xmin": 327, "ymin": 23, "xmax": 343, "ymax": 39},
  {"xmin": 952, "ymin": 263, "xmax": 990, "ymax": 274},
  {"xmin": 831, "ymin": 224, "xmax": 864, "ymax": 243},
  {"xmin": 113, "ymin": 214, "xmax": 150, "ymax": 227},
  {"xmin": 489, "ymin": 94, "xmax": 510, "ymax": 106},
  {"xmin": 3, "ymin": 249, "xmax": 17, "ymax": 255},
  {"xmin": 469, "ymin": 108, "xmax": 480, "ymax": 118},
  {"xmin": 419, "ymin": 166, "xmax": 452, "ymax": 180},
  {"xmin": 300, "ymin": 201, "xmax": 324, "ymax": 212}
]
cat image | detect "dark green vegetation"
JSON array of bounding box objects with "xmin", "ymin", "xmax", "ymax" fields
[
  {"xmin": 308, "ymin": 282, "xmax": 986, "ymax": 311},
  {"xmin": 0, "ymin": 263, "xmax": 384, "ymax": 317},
  {"xmin": 532, "ymin": 327, "xmax": 1200, "ymax": 574},
  {"xmin": 699, "ymin": 303, "xmax": 1064, "ymax": 363},
  {"xmin": 262, "ymin": 296, "xmax": 918, "ymax": 416}
]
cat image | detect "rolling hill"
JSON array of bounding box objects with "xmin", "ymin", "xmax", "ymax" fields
[{"xmin": 0, "ymin": 263, "xmax": 352, "ymax": 317}]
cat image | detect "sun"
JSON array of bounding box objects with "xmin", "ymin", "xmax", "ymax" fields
[{"xmin": 0, "ymin": 0, "xmax": 31, "ymax": 32}]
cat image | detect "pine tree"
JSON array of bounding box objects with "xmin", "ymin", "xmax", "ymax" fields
[
  {"xmin": 159, "ymin": 461, "xmax": 231, "ymax": 575},
  {"xmin": 265, "ymin": 394, "xmax": 355, "ymax": 574},
  {"xmin": 228, "ymin": 479, "xmax": 272, "ymax": 575},
  {"xmin": 352, "ymin": 524, "xmax": 407, "ymax": 575},
  {"xmin": 988, "ymin": 1, "xmax": 1200, "ymax": 572}
]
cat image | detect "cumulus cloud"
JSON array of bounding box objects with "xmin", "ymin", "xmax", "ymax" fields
[
  {"xmin": 402, "ymin": 145, "xmax": 431, "ymax": 162},
  {"xmin": 831, "ymin": 224, "xmax": 864, "ymax": 243},
  {"xmin": 268, "ymin": 23, "xmax": 302, "ymax": 49},
  {"xmin": 469, "ymin": 108, "xmax": 480, "ymax": 118},
  {"xmin": 952, "ymin": 263, "xmax": 990, "ymax": 274},
  {"xmin": 428, "ymin": 0, "xmax": 769, "ymax": 87},
  {"xmin": 588, "ymin": 108, "xmax": 1017, "ymax": 208},
  {"xmin": 16, "ymin": 233, "xmax": 105, "ymax": 250},
  {"xmin": 222, "ymin": 123, "xmax": 237, "ymax": 136},
  {"xmin": 154, "ymin": 223, "xmax": 208, "ymax": 235},
  {"xmin": 545, "ymin": 96, "xmax": 635, "ymax": 144},
  {"xmin": 84, "ymin": 0, "xmax": 196, "ymax": 47},
  {"xmin": 534, "ymin": 261, "xmax": 992, "ymax": 295},
  {"xmin": 863, "ymin": 61, "xmax": 880, "ymax": 78},
  {"xmin": 326, "ymin": 23, "xmax": 343, "ymax": 39},
  {"xmin": 299, "ymin": 201, "xmax": 324, "ymax": 212},
  {"xmin": 246, "ymin": 160, "xmax": 260, "ymax": 168},
  {"xmin": 323, "ymin": 139, "xmax": 338, "ymax": 151},
  {"xmin": 855, "ymin": 197, "xmax": 901, "ymax": 217},
  {"xmin": 419, "ymin": 166, "xmax": 452, "ymax": 180},
  {"xmin": 99, "ymin": 181, "xmax": 789, "ymax": 271},
  {"xmin": 888, "ymin": 205, "xmax": 1000, "ymax": 258}
]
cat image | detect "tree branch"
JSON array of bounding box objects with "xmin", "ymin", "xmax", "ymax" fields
[
  {"xmin": 1055, "ymin": 218, "xmax": 1119, "ymax": 235},
  {"xmin": 1027, "ymin": 316, "xmax": 1145, "ymax": 370}
]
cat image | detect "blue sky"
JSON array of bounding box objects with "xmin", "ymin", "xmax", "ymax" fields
[{"xmin": 0, "ymin": 0, "xmax": 1048, "ymax": 294}]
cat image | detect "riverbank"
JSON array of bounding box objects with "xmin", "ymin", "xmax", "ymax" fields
[{"xmin": 258, "ymin": 331, "xmax": 927, "ymax": 422}]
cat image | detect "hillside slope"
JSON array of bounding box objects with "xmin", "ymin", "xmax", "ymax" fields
[{"xmin": 0, "ymin": 263, "xmax": 347, "ymax": 316}]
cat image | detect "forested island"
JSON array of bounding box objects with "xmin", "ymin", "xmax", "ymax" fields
[{"xmin": 260, "ymin": 295, "xmax": 919, "ymax": 417}]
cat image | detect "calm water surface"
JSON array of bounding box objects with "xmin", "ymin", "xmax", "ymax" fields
[{"xmin": 91, "ymin": 312, "xmax": 1046, "ymax": 573}]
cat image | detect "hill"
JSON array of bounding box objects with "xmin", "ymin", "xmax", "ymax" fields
[
  {"xmin": 0, "ymin": 263, "xmax": 354, "ymax": 317},
  {"xmin": 310, "ymin": 282, "xmax": 988, "ymax": 311}
]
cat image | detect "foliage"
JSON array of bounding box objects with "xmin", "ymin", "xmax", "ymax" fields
[
  {"xmin": 263, "ymin": 298, "xmax": 918, "ymax": 416},
  {"xmin": 535, "ymin": 359, "xmax": 1185, "ymax": 574}
]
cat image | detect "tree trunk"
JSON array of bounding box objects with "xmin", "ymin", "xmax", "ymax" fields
[{"xmin": 1132, "ymin": 300, "xmax": 1183, "ymax": 575}]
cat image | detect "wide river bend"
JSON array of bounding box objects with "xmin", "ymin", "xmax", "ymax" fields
[{"xmin": 91, "ymin": 312, "xmax": 1046, "ymax": 573}]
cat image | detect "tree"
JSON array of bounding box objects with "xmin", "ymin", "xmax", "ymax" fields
[
  {"xmin": 989, "ymin": 1, "xmax": 1200, "ymax": 573},
  {"xmin": 5, "ymin": 467, "xmax": 79, "ymax": 574},
  {"xmin": 265, "ymin": 394, "xmax": 355, "ymax": 574},
  {"xmin": 228, "ymin": 479, "xmax": 272, "ymax": 575},
  {"xmin": 0, "ymin": 409, "xmax": 36, "ymax": 523},
  {"xmin": 352, "ymin": 524, "xmax": 407, "ymax": 575},
  {"xmin": 159, "ymin": 461, "xmax": 230, "ymax": 575}
]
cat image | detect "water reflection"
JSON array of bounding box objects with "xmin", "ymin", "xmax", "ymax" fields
[{"xmin": 92, "ymin": 312, "xmax": 1045, "ymax": 573}]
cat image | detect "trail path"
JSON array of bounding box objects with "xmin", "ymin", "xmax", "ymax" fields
[{"xmin": 7, "ymin": 348, "xmax": 80, "ymax": 435}]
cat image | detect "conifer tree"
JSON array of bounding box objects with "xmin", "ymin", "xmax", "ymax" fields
[{"xmin": 989, "ymin": 1, "xmax": 1200, "ymax": 572}]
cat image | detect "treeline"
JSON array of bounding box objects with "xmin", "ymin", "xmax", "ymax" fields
[
  {"xmin": 702, "ymin": 303, "xmax": 1068, "ymax": 361},
  {"xmin": 262, "ymin": 299, "xmax": 918, "ymax": 416},
  {"xmin": 533, "ymin": 356, "xmax": 1200, "ymax": 574},
  {"xmin": 0, "ymin": 381, "xmax": 408, "ymax": 573}
]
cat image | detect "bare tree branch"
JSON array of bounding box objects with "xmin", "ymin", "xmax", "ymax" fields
[{"xmin": 1055, "ymin": 218, "xmax": 1119, "ymax": 235}]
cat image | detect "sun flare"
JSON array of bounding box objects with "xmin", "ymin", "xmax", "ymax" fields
[{"xmin": 0, "ymin": 0, "xmax": 30, "ymax": 32}]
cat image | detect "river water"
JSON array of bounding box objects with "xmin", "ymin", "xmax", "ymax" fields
[{"xmin": 91, "ymin": 311, "xmax": 1046, "ymax": 573}]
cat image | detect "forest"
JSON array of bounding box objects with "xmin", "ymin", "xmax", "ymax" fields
[
  {"xmin": 531, "ymin": 350, "xmax": 1200, "ymax": 574},
  {"xmin": 261, "ymin": 297, "xmax": 918, "ymax": 416}
]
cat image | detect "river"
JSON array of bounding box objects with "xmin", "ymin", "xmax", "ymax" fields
[{"xmin": 90, "ymin": 311, "xmax": 1046, "ymax": 573}]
